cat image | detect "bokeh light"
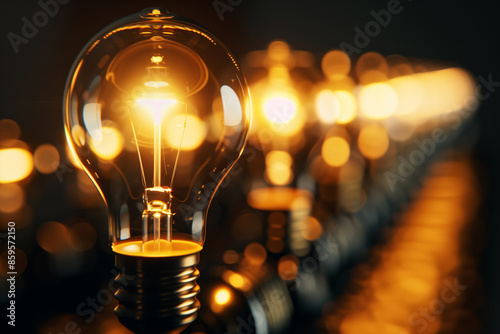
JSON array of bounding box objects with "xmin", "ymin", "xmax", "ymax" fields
[
  {"xmin": 321, "ymin": 50, "xmax": 351, "ymax": 80},
  {"xmin": 34, "ymin": 144, "xmax": 60, "ymax": 174},
  {"xmin": 0, "ymin": 183, "xmax": 25, "ymax": 213},
  {"xmin": 316, "ymin": 90, "xmax": 357, "ymax": 125},
  {"xmin": 244, "ymin": 242, "xmax": 267, "ymax": 266},
  {"xmin": 278, "ymin": 255, "xmax": 299, "ymax": 281},
  {"xmin": 222, "ymin": 250, "xmax": 239, "ymax": 265},
  {"xmin": 165, "ymin": 114, "xmax": 207, "ymax": 150},
  {"xmin": 355, "ymin": 52, "xmax": 388, "ymax": 84},
  {"xmin": 357, "ymin": 124, "xmax": 389, "ymax": 160},
  {"xmin": 358, "ymin": 83, "xmax": 398, "ymax": 120},
  {"xmin": 214, "ymin": 287, "xmax": 231, "ymax": 306},
  {"xmin": 301, "ymin": 216, "xmax": 323, "ymax": 241},
  {"xmin": 0, "ymin": 119, "xmax": 21, "ymax": 141},
  {"xmin": 90, "ymin": 126, "xmax": 124, "ymax": 160},
  {"xmin": 268, "ymin": 40, "xmax": 291, "ymax": 63},
  {"xmin": 335, "ymin": 91, "xmax": 357, "ymax": 124},
  {"xmin": 328, "ymin": 160, "xmax": 479, "ymax": 334},
  {"xmin": 388, "ymin": 75, "xmax": 423, "ymax": 116},
  {"xmin": 316, "ymin": 90, "xmax": 340, "ymax": 124},
  {"xmin": 322, "ymin": 136, "xmax": 350, "ymax": 167},
  {"xmin": 223, "ymin": 271, "xmax": 250, "ymax": 291},
  {"xmin": 36, "ymin": 221, "xmax": 73, "ymax": 253},
  {"xmin": 0, "ymin": 147, "xmax": 34, "ymax": 183},
  {"xmin": 248, "ymin": 187, "xmax": 313, "ymax": 211},
  {"xmin": 210, "ymin": 286, "xmax": 233, "ymax": 313},
  {"xmin": 265, "ymin": 150, "xmax": 294, "ymax": 185},
  {"xmin": 263, "ymin": 95, "xmax": 300, "ymax": 128}
]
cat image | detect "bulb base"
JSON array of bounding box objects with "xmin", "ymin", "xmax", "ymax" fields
[{"xmin": 114, "ymin": 251, "xmax": 200, "ymax": 334}]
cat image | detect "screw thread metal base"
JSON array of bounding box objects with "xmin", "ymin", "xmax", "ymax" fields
[{"xmin": 114, "ymin": 251, "xmax": 200, "ymax": 334}]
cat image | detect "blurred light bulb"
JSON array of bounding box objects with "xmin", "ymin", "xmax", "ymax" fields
[{"xmin": 63, "ymin": 8, "xmax": 250, "ymax": 333}]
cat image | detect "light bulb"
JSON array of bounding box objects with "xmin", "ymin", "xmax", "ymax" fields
[{"xmin": 63, "ymin": 8, "xmax": 250, "ymax": 333}]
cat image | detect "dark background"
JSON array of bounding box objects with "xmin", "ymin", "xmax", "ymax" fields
[{"xmin": 1, "ymin": 0, "xmax": 499, "ymax": 333}]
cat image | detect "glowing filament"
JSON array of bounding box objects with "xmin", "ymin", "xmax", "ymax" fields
[
  {"xmin": 136, "ymin": 98, "xmax": 177, "ymax": 187},
  {"xmin": 135, "ymin": 97, "xmax": 178, "ymax": 253}
]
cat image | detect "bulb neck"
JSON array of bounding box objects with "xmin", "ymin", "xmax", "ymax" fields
[{"xmin": 114, "ymin": 251, "xmax": 200, "ymax": 334}]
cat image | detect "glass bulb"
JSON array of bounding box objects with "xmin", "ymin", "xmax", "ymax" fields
[{"xmin": 63, "ymin": 8, "xmax": 250, "ymax": 333}]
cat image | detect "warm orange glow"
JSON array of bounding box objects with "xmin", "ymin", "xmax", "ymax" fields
[
  {"xmin": 244, "ymin": 242, "xmax": 267, "ymax": 266},
  {"xmin": 269, "ymin": 65, "xmax": 290, "ymax": 82},
  {"xmin": 165, "ymin": 114, "xmax": 207, "ymax": 150},
  {"xmin": 377, "ymin": 68, "xmax": 476, "ymax": 122},
  {"xmin": 268, "ymin": 211, "xmax": 287, "ymax": 226},
  {"xmin": 385, "ymin": 118, "xmax": 416, "ymax": 142},
  {"xmin": 335, "ymin": 91, "xmax": 357, "ymax": 124},
  {"xmin": 321, "ymin": 50, "xmax": 351, "ymax": 79},
  {"xmin": 316, "ymin": 90, "xmax": 340, "ymax": 124},
  {"xmin": 388, "ymin": 75, "xmax": 423, "ymax": 115},
  {"xmin": 90, "ymin": 126, "xmax": 124, "ymax": 160},
  {"xmin": 278, "ymin": 255, "xmax": 299, "ymax": 281},
  {"xmin": 358, "ymin": 69, "xmax": 387, "ymax": 84},
  {"xmin": 71, "ymin": 125, "xmax": 86, "ymax": 147},
  {"xmin": 36, "ymin": 221, "xmax": 73, "ymax": 253},
  {"xmin": 150, "ymin": 55, "xmax": 163, "ymax": 63},
  {"xmin": 265, "ymin": 150, "xmax": 293, "ymax": 185},
  {"xmin": 268, "ymin": 40, "xmax": 291, "ymax": 63},
  {"xmin": 34, "ymin": 144, "xmax": 60, "ymax": 174},
  {"xmin": 0, "ymin": 148, "xmax": 33, "ymax": 183},
  {"xmin": 267, "ymin": 225, "xmax": 285, "ymax": 239},
  {"xmin": 359, "ymin": 82, "xmax": 398, "ymax": 119},
  {"xmin": 214, "ymin": 287, "xmax": 231, "ymax": 306},
  {"xmin": 386, "ymin": 55, "xmax": 412, "ymax": 76},
  {"xmin": 247, "ymin": 187, "xmax": 313, "ymax": 211},
  {"xmin": 326, "ymin": 160, "xmax": 478, "ymax": 334},
  {"xmin": 302, "ymin": 217, "xmax": 323, "ymax": 241},
  {"xmin": 145, "ymin": 81, "xmax": 169, "ymax": 89},
  {"xmin": 0, "ymin": 184, "xmax": 25, "ymax": 213},
  {"xmin": 261, "ymin": 93, "xmax": 304, "ymax": 136},
  {"xmin": 358, "ymin": 124, "xmax": 389, "ymax": 160},
  {"xmin": 222, "ymin": 250, "xmax": 239, "ymax": 265},
  {"xmin": 227, "ymin": 273, "xmax": 245, "ymax": 288},
  {"xmin": 0, "ymin": 119, "xmax": 21, "ymax": 140},
  {"xmin": 355, "ymin": 52, "xmax": 388, "ymax": 83},
  {"xmin": 266, "ymin": 150, "xmax": 293, "ymax": 167},
  {"xmin": 113, "ymin": 240, "xmax": 202, "ymax": 257},
  {"xmin": 265, "ymin": 164, "xmax": 293, "ymax": 186},
  {"xmin": 266, "ymin": 239, "xmax": 285, "ymax": 253},
  {"xmin": 263, "ymin": 95, "xmax": 296, "ymax": 123},
  {"xmin": 65, "ymin": 144, "xmax": 84, "ymax": 170},
  {"xmin": 321, "ymin": 136, "xmax": 350, "ymax": 167},
  {"xmin": 136, "ymin": 98, "xmax": 178, "ymax": 118},
  {"xmin": 210, "ymin": 286, "xmax": 233, "ymax": 313},
  {"xmin": 223, "ymin": 271, "xmax": 249, "ymax": 290},
  {"xmin": 415, "ymin": 68, "xmax": 475, "ymax": 119}
]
